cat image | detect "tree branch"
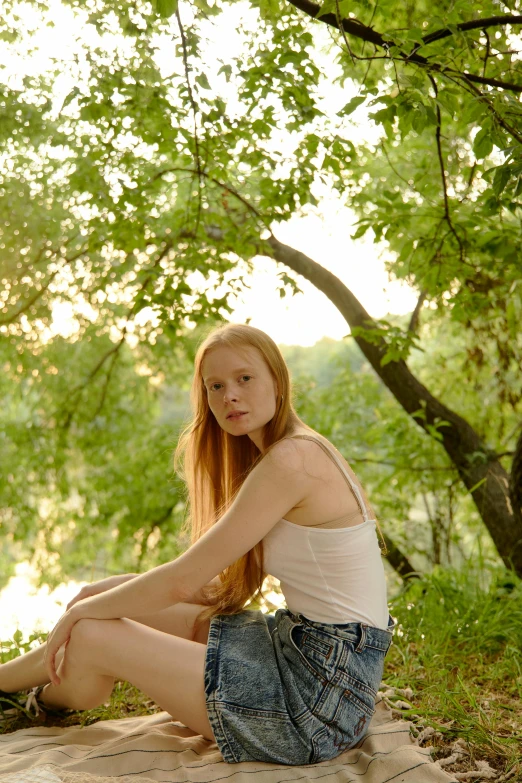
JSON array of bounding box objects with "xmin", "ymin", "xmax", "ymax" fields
[
  {"xmin": 509, "ymin": 427, "xmax": 522, "ymax": 525},
  {"xmin": 60, "ymin": 242, "xmax": 173, "ymax": 430},
  {"xmin": 445, "ymin": 71, "xmax": 522, "ymax": 144},
  {"xmin": 445, "ymin": 70, "xmax": 522, "ymax": 93},
  {"xmin": 482, "ymin": 28, "xmax": 492, "ymax": 79},
  {"xmin": 429, "ymin": 75, "xmax": 466, "ymax": 264},
  {"xmin": 0, "ymin": 245, "xmax": 88, "ymax": 326},
  {"xmin": 290, "ymin": 0, "xmax": 522, "ymax": 48},
  {"xmin": 90, "ymin": 345, "xmax": 120, "ymax": 420},
  {"xmin": 422, "ymin": 15, "xmax": 522, "ymax": 45},
  {"xmin": 61, "ymin": 332, "xmax": 127, "ymax": 432},
  {"xmin": 175, "ymin": 7, "xmax": 203, "ymax": 236},
  {"xmin": 380, "ymin": 142, "xmax": 438, "ymax": 207},
  {"xmin": 0, "ymin": 270, "xmax": 59, "ymax": 326},
  {"xmin": 459, "ymin": 161, "xmax": 477, "ymax": 203},
  {"xmin": 381, "ymin": 533, "xmax": 419, "ymax": 580},
  {"xmin": 334, "ymin": 0, "xmax": 355, "ymax": 64},
  {"xmin": 407, "ymin": 288, "xmax": 427, "ymax": 334},
  {"xmin": 263, "ymin": 233, "xmax": 522, "ymax": 574},
  {"xmin": 147, "ymin": 166, "xmax": 271, "ymax": 231},
  {"xmin": 287, "ymin": 0, "xmax": 522, "ymax": 92}
]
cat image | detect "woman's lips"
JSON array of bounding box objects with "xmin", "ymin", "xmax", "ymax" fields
[{"xmin": 227, "ymin": 412, "xmax": 247, "ymax": 420}]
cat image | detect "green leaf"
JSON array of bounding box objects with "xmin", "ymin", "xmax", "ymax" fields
[
  {"xmin": 151, "ymin": 0, "xmax": 179, "ymax": 17},
  {"xmin": 411, "ymin": 105, "xmax": 427, "ymax": 134},
  {"xmin": 351, "ymin": 223, "xmax": 370, "ymax": 239},
  {"xmin": 461, "ymin": 99, "xmax": 484, "ymax": 125},
  {"xmin": 437, "ymin": 90, "xmax": 459, "ymax": 118},
  {"xmin": 369, "ymin": 105, "xmax": 397, "ymax": 126},
  {"xmin": 337, "ymin": 96, "xmax": 366, "ymax": 116},
  {"xmin": 406, "ymin": 27, "xmax": 424, "ymax": 45},
  {"xmin": 481, "ymin": 166, "xmax": 497, "ymax": 183},
  {"xmin": 196, "ymin": 73, "xmax": 211, "ymax": 90},
  {"xmin": 473, "ymin": 128, "xmax": 493, "ymax": 160},
  {"xmin": 317, "ymin": 0, "xmax": 337, "ymax": 18},
  {"xmin": 492, "ymin": 165, "xmax": 511, "ymax": 198},
  {"xmin": 217, "ymin": 64, "xmax": 232, "ymax": 82},
  {"xmin": 506, "ymin": 298, "xmax": 518, "ymax": 339}
]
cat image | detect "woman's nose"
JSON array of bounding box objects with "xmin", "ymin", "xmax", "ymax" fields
[{"xmin": 223, "ymin": 385, "xmax": 239, "ymax": 403}]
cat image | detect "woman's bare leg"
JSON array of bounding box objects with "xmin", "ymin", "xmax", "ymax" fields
[
  {"xmin": 0, "ymin": 644, "xmax": 67, "ymax": 694},
  {"xmin": 40, "ymin": 617, "xmax": 215, "ymax": 741},
  {"xmin": 0, "ymin": 602, "xmax": 211, "ymax": 693}
]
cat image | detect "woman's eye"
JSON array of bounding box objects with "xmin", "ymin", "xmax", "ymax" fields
[{"xmin": 208, "ymin": 377, "xmax": 250, "ymax": 392}]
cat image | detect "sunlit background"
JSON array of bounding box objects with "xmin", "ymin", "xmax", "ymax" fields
[{"xmin": 0, "ymin": 1, "xmax": 419, "ymax": 639}]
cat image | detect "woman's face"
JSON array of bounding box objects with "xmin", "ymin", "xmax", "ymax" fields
[{"xmin": 201, "ymin": 344, "xmax": 279, "ymax": 451}]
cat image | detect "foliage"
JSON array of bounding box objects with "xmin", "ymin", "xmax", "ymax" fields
[
  {"xmin": 0, "ymin": 332, "xmax": 363, "ymax": 584},
  {"xmin": 0, "ymin": 326, "xmax": 196, "ymax": 588},
  {"xmin": 1, "ymin": 8, "xmax": 521, "ymax": 773},
  {"xmin": 0, "ymin": 0, "xmax": 520, "ymax": 579},
  {"xmin": 288, "ymin": 312, "xmax": 520, "ymax": 572},
  {"xmin": 385, "ymin": 564, "xmax": 522, "ymax": 775},
  {"xmin": 0, "ymin": 310, "xmax": 518, "ymax": 586},
  {"xmin": 1, "ymin": 0, "xmax": 520, "ymax": 362}
]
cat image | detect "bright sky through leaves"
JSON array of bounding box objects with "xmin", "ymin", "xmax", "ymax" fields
[{"xmin": 6, "ymin": 0, "xmax": 418, "ymax": 347}]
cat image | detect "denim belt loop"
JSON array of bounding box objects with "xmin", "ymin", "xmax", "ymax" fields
[{"xmin": 354, "ymin": 623, "xmax": 367, "ymax": 653}]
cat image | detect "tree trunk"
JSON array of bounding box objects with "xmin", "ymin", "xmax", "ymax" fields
[
  {"xmin": 510, "ymin": 427, "xmax": 522, "ymax": 526},
  {"xmin": 382, "ymin": 533, "xmax": 418, "ymax": 580},
  {"xmin": 266, "ymin": 236, "xmax": 522, "ymax": 576}
]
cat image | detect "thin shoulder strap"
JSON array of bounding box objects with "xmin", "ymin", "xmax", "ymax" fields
[{"xmin": 287, "ymin": 434, "xmax": 372, "ymax": 522}]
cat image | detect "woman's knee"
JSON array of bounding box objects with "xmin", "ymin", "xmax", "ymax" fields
[{"xmin": 67, "ymin": 618, "xmax": 121, "ymax": 663}]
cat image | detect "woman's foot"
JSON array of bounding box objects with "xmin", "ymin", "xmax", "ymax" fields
[
  {"xmin": 0, "ymin": 687, "xmax": 38, "ymax": 719},
  {"xmin": 0, "ymin": 684, "xmax": 73, "ymax": 719}
]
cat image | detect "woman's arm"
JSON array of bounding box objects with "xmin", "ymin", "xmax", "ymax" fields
[
  {"xmin": 74, "ymin": 439, "xmax": 307, "ymax": 622},
  {"xmin": 68, "ymin": 557, "xmax": 193, "ymax": 622},
  {"xmin": 68, "ymin": 567, "xmax": 224, "ymax": 620},
  {"xmin": 185, "ymin": 576, "xmax": 221, "ymax": 605},
  {"xmin": 45, "ymin": 439, "xmax": 309, "ymax": 684}
]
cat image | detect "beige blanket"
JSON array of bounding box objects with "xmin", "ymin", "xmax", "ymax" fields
[{"xmin": 0, "ymin": 699, "xmax": 456, "ymax": 783}]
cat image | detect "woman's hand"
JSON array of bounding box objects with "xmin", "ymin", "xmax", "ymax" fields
[
  {"xmin": 44, "ymin": 606, "xmax": 83, "ymax": 686},
  {"xmin": 46, "ymin": 575, "xmax": 138, "ymax": 685},
  {"xmin": 66, "ymin": 574, "xmax": 138, "ymax": 611}
]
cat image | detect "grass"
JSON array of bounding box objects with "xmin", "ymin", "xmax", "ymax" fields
[
  {"xmin": 384, "ymin": 565, "xmax": 522, "ymax": 779},
  {"xmin": 1, "ymin": 565, "xmax": 521, "ymax": 778}
]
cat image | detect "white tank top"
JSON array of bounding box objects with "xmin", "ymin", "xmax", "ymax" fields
[{"xmin": 262, "ymin": 435, "xmax": 389, "ymax": 629}]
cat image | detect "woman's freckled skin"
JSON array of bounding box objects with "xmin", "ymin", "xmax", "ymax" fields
[{"xmin": 201, "ymin": 345, "xmax": 279, "ymax": 452}]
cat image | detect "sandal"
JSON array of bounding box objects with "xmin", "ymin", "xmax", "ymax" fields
[
  {"xmin": 0, "ymin": 688, "xmax": 35, "ymax": 720},
  {"xmin": 24, "ymin": 684, "xmax": 47, "ymax": 717},
  {"xmin": 0, "ymin": 686, "xmax": 72, "ymax": 719},
  {"xmin": 24, "ymin": 685, "xmax": 74, "ymax": 717}
]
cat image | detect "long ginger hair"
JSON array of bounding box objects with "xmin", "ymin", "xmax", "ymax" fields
[{"xmin": 173, "ymin": 323, "xmax": 305, "ymax": 632}]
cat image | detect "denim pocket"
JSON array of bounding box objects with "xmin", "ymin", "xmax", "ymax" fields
[
  {"xmin": 289, "ymin": 623, "xmax": 336, "ymax": 682},
  {"xmin": 338, "ymin": 640, "xmax": 384, "ymax": 702}
]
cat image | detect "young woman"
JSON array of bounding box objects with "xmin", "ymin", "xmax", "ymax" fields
[{"xmin": 0, "ymin": 323, "xmax": 394, "ymax": 765}]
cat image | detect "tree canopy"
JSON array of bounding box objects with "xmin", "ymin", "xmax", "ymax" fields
[{"xmin": 1, "ymin": 0, "xmax": 521, "ymax": 582}]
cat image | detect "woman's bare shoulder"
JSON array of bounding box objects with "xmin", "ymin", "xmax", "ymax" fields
[{"xmin": 266, "ymin": 429, "xmax": 335, "ymax": 477}]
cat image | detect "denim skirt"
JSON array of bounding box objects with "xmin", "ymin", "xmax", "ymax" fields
[{"xmin": 204, "ymin": 607, "xmax": 394, "ymax": 765}]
